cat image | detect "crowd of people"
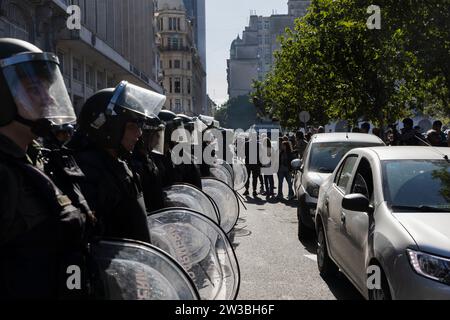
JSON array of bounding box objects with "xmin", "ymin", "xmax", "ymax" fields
[{"xmin": 241, "ymin": 118, "xmax": 449, "ymax": 201}]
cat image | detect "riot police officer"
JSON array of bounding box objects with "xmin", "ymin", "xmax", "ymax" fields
[
  {"xmin": 0, "ymin": 38, "xmax": 86, "ymax": 299},
  {"xmin": 72, "ymin": 81, "xmax": 166, "ymax": 243},
  {"xmin": 131, "ymin": 117, "xmax": 166, "ymax": 213},
  {"xmin": 175, "ymin": 114, "xmax": 203, "ymax": 189}
]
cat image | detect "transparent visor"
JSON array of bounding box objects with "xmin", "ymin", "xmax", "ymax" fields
[
  {"xmin": 152, "ymin": 128, "xmax": 165, "ymax": 155},
  {"xmin": 1, "ymin": 56, "xmax": 76, "ymax": 125},
  {"xmin": 109, "ymin": 81, "xmax": 166, "ymax": 119},
  {"xmin": 171, "ymin": 123, "xmax": 190, "ymax": 144}
]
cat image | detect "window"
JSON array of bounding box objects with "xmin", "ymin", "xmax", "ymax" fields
[
  {"xmin": 187, "ymin": 78, "xmax": 191, "ymax": 94},
  {"xmin": 169, "ymin": 99, "xmax": 173, "ymax": 108},
  {"xmin": 174, "ymin": 78, "xmax": 181, "ymax": 93},
  {"xmin": 177, "ymin": 18, "xmax": 181, "ymax": 31},
  {"xmin": 57, "ymin": 50, "xmax": 66, "ymax": 75},
  {"xmin": 169, "ymin": 77, "xmax": 173, "ymax": 93},
  {"xmin": 86, "ymin": 65, "xmax": 94, "ymax": 88},
  {"xmin": 187, "ymin": 61, "xmax": 191, "ymax": 70},
  {"xmin": 72, "ymin": 57, "xmax": 82, "ymax": 81},
  {"xmin": 169, "ymin": 37, "xmax": 180, "ymax": 49},
  {"xmin": 265, "ymin": 35, "xmax": 270, "ymax": 45},
  {"xmin": 169, "ymin": 60, "xmax": 172, "ymax": 68},
  {"xmin": 97, "ymin": 70, "xmax": 105, "ymax": 89},
  {"xmin": 174, "ymin": 60, "xmax": 181, "ymax": 69},
  {"xmin": 336, "ymin": 156, "xmax": 359, "ymax": 192},
  {"xmin": 351, "ymin": 158, "xmax": 374, "ymax": 200},
  {"xmin": 175, "ymin": 99, "xmax": 181, "ymax": 112},
  {"xmin": 257, "ymin": 21, "xmax": 262, "ymax": 30},
  {"xmin": 169, "ymin": 17, "xmax": 174, "ymax": 30},
  {"xmin": 264, "ymin": 20, "xmax": 270, "ymax": 29},
  {"xmin": 159, "ymin": 18, "xmax": 164, "ymax": 31},
  {"xmin": 107, "ymin": 76, "xmax": 115, "ymax": 88},
  {"xmin": 187, "ymin": 99, "xmax": 191, "ymax": 112},
  {"xmin": 258, "ymin": 35, "xmax": 262, "ymax": 45}
]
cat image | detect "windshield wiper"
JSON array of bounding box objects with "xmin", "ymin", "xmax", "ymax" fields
[{"xmin": 391, "ymin": 205, "xmax": 450, "ymax": 213}]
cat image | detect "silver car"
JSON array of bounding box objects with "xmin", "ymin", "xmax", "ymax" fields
[
  {"xmin": 315, "ymin": 146, "xmax": 450, "ymax": 300},
  {"xmin": 291, "ymin": 133, "xmax": 385, "ymax": 239}
]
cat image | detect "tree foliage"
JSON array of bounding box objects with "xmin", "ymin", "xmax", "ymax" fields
[{"xmin": 252, "ymin": 0, "xmax": 450, "ymax": 128}]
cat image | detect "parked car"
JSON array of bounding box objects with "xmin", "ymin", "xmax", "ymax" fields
[
  {"xmin": 291, "ymin": 133, "xmax": 385, "ymax": 239},
  {"xmin": 315, "ymin": 146, "xmax": 450, "ymax": 300}
]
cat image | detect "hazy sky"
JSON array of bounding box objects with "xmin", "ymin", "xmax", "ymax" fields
[{"xmin": 206, "ymin": 0, "xmax": 289, "ymax": 106}]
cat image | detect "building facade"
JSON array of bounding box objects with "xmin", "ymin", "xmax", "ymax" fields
[
  {"xmin": 156, "ymin": 0, "xmax": 206, "ymax": 116},
  {"xmin": 0, "ymin": 0, "xmax": 163, "ymax": 115},
  {"xmin": 182, "ymin": 0, "xmax": 208, "ymax": 115},
  {"xmin": 227, "ymin": 0, "xmax": 310, "ymax": 99}
]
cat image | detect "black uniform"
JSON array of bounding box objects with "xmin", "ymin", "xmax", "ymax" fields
[
  {"xmin": 74, "ymin": 146, "xmax": 151, "ymax": 243},
  {"xmin": 131, "ymin": 151, "xmax": 165, "ymax": 213},
  {"xmin": 0, "ymin": 134, "xmax": 86, "ymax": 299}
]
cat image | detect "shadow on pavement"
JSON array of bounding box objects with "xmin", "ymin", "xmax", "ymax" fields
[
  {"xmin": 321, "ymin": 273, "xmax": 365, "ymax": 300},
  {"xmin": 298, "ymin": 237, "xmax": 317, "ymax": 254}
]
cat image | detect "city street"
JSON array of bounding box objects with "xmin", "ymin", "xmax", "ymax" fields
[{"xmin": 231, "ymin": 182, "xmax": 363, "ymax": 300}]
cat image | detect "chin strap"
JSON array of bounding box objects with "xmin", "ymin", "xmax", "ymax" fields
[{"xmin": 16, "ymin": 116, "xmax": 53, "ymax": 138}]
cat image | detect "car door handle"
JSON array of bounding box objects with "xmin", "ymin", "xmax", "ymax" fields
[{"xmin": 341, "ymin": 212, "xmax": 346, "ymax": 225}]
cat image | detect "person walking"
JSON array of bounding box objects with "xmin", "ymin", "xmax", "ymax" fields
[{"xmin": 277, "ymin": 141, "xmax": 295, "ymax": 200}]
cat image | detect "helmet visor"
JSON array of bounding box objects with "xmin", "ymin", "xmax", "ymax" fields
[
  {"xmin": 1, "ymin": 53, "xmax": 76, "ymax": 125},
  {"xmin": 110, "ymin": 81, "xmax": 166, "ymax": 119}
]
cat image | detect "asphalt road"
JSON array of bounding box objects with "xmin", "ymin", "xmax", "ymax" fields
[{"xmin": 229, "ymin": 183, "xmax": 364, "ymax": 300}]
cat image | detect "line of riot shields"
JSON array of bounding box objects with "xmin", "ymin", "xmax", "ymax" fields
[{"xmin": 92, "ymin": 113, "xmax": 249, "ymax": 301}]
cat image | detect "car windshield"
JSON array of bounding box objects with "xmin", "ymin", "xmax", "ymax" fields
[
  {"xmin": 309, "ymin": 142, "xmax": 382, "ymax": 173},
  {"xmin": 382, "ymin": 160, "xmax": 450, "ymax": 212}
]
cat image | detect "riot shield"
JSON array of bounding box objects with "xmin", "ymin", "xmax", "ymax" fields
[
  {"xmin": 147, "ymin": 208, "xmax": 240, "ymax": 300},
  {"xmin": 201, "ymin": 177, "xmax": 240, "ymax": 234},
  {"xmin": 163, "ymin": 184, "xmax": 220, "ymax": 224},
  {"xmin": 210, "ymin": 165, "xmax": 234, "ymax": 189},
  {"xmin": 232, "ymin": 159, "xmax": 248, "ymax": 191},
  {"xmin": 89, "ymin": 240, "xmax": 199, "ymax": 300},
  {"xmin": 213, "ymin": 159, "xmax": 235, "ymax": 181}
]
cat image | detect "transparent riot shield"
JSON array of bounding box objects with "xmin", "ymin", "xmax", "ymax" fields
[
  {"xmin": 201, "ymin": 177, "xmax": 240, "ymax": 234},
  {"xmin": 210, "ymin": 165, "xmax": 234, "ymax": 189},
  {"xmin": 232, "ymin": 159, "xmax": 248, "ymax": 191},
  {"xmin": 163, "ymin": 184, "xmax": 220, "ymax": 224},
  {"xmin": 213, "ymin": 159, "xmax": 235, "ymax": 181},
  {"xmin": 89, "ymin": 240, "xmax": 199, "ymax": 300},
  {"xmin": 147, "ymin": 208, "xmax": 240, "ymax": 300}
]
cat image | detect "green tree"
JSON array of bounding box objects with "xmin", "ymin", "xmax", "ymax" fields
[{"xmin": 253, "ymin": 0, "xmax": 450, "ymax": 129}]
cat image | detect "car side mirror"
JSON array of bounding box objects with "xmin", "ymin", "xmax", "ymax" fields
[
  {"xmin": 342, "ymin": 194, "xmax": 370, "ymax": 212},
  {"xmin": 291, "ymin": 159, "xmax": 303, "ymax": 171}
]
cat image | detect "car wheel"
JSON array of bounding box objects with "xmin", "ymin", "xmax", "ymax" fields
[
  {"xmin": 368, "ymin": 267, "xmax": 392, "ymax": 300},
  {"xmin": 297, "ymin": 205, "xmax": 313, "ymax": 240},
  {"xmin": 317, "ymin": 222, "xmax": 338, "ymax": 278}
]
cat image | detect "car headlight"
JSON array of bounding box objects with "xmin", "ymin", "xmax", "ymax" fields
[
  {"xmin": 407, "ymin": 249, "xmax": 450, "ymax": 285},
  {"xmin": 306, "ymin": 183, "xmax": 320, "ymax": 198}
]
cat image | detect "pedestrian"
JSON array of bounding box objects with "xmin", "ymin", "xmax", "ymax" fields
[
  {"xmin": 317, "ymin": 126, "xmax": 325, "ymax": 134},
  {"xmin": 372, "ymin": 127, "xmax": 381, "ymax": 138},
  {"xmin": 243, "ymin": 135, "xmax": 262, "ymax": 197},
  {"xmin": 261, "ymin": 137, "xmax": 275, "ymax": 199},
  {"xmin": 361, "ymin": 122, "xmax": 371, "ymax": 134},
  {"xmin": 432, "ymin": 120, "xmax": 447, "ymax": 146},
  {"xmin": 0, "ymin": 38, "xmax": 87, "ymax": 299},
  {"xmin": 426, "ymin": 129, "xmax": 444, "ymax": 147},
  {"xmin": 294, "ymin": 131, "xmax": 308, "ymax": 159},
  {"xmin": 399, "ymin": 118, "xmax": 423, "ymax": 146},
  {"xmin": 277, "ymin": 141, "xmax": 295, "ymax": 200}
]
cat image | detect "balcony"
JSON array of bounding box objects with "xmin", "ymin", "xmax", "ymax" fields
[{"xmin": 159, "ymin": 45, "xmax": 192, "ymax": 52}]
